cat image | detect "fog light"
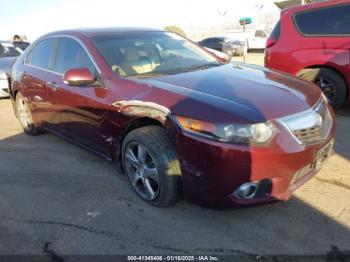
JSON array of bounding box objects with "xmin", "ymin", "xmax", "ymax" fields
[
  {"xmin": 234, "ymin": 182, "xmax": 258, "ymax": 199},
  {"xmin": 233, "ymin": 180, "xmax": 272, "ymax": 200}
]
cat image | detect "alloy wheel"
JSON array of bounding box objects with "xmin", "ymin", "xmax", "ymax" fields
[
  {"xmin": 124, "ymin": 142, "xmax": 160, "ymax": 201},
  {"xmin": 316, "ymin": 77, "xmax": 336, "ymax": 102},
  {"xmin": 17, "ymin": 96, "xmax": 32, "ymax": 128}
]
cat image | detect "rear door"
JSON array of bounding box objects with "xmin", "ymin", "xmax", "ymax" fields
[
  {"xmin": 292, "ymin": 3, "xmax": 350, "ymax": 91},
  {"xmin": 46, "ymin": 37, "xmax": 110, "ymax": 157},
  {"xmin": 22, "ymin": 38, "xmax": 56, "ymax": 124}
]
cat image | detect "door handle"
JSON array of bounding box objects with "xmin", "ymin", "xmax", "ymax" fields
[{"xmin": 47, "ymin": 81, "xmax": 59, "ymax": 91}]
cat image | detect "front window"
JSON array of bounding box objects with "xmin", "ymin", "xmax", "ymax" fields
[
  {"xmin": 0, "ymin": 42, "xmax": 21, "ymax": 58},
  {"xmin": 54, "ymin": 37, "xmax": 96, "ymax": 75},
  {"xmin": 92, "ymin": 32, "xmax": 221, "ymax": 77}
]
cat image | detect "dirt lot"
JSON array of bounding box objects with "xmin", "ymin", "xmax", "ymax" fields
[
  {"xmin": 0, "ymin": 53, "xmax": 349, "ymax": 258},
  {"xmin": 232, "ymin": 52, "xmax": 265, "ymax": 66}
]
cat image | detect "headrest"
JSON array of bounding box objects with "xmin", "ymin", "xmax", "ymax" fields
[{"xmin": 125, "ymin": 46, "xmax": 140, "ymax": 61}]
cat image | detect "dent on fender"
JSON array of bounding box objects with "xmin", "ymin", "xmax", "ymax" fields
[{"xmin": 112, "ymin": 100, "xmax": 171, "ymax": 124}]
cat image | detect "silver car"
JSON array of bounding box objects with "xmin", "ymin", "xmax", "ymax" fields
[
  {"xmin": 222, "ymin": 40, "xmax": 246, "ymax": 57},
  {"xmin": 0, "ymin": 41, "xmax": 22, "ymax": 98}
]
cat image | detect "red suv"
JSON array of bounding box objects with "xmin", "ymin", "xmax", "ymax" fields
[{"xmin": 265, "ymin": 0, "xmax": 350, "ymax": 110}]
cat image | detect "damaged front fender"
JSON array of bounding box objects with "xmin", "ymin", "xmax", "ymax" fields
[{"xmin": 112, "ymin": 100, "xmax": 171, "ymax": 124}]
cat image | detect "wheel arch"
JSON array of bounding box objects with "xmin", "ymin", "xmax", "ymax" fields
[
  {"xmin": 297, "ymin": 65, "xmax": 349, "ymax": 99},
  {"xmin": 11, "ymin": 89, "xmax": 20, "ymax": 118},
  {"xmin": 111, "ymin": 100, "xmax": 174, "ymax": 172}
]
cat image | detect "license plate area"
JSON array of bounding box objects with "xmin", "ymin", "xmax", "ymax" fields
[
  {"xmin": 315, "ymin": 139, "xmax": 334, "ymax": 171},
  {"xmin": 292, "ymin": 139, "xmax": 334, "ymax": 184}
]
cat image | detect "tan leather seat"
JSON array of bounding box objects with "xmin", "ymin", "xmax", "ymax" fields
[{"xmin": 122, "ymin": 47, "xmax": 153, "ymax": 75}]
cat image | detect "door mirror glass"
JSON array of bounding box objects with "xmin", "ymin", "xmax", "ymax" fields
[{"xmin": 64, "ymin": 68, "xmax": 95, "ymax": 86}]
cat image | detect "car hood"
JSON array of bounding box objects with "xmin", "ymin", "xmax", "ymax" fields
[
  {"xmin": 0, "ymin": 57, "xmax": 16, "ymax": 76},
  {"xmin": 147, "ymin": 63, "xmax": 321, "ymax": 121}
]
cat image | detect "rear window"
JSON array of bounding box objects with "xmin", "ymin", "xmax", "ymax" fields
[
  {"xmin": 294, "ymin": 4, "xmax": 350, "ymax": 36},
  {"xmin": 270, "ymin": 21, "xmax": 280, "ymax": 39},
  {"xmin": 29, "ymin": 38, "xmax": 55, "ymax": 69}
]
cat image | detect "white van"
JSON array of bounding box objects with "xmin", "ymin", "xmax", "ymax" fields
[{"xmin": 225, "ymin": 30, "xmax": 268, "ymax": 50}]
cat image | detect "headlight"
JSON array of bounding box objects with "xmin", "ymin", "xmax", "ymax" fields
[{"xmin": 174, "ymin": 116, "xmax": 276, "ymax": 145}]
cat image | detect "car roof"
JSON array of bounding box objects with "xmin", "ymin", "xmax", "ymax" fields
[
  {"xmin": 201, "ymin": 36, "xmax": 228, "ymax": 41},
  {"xmin": 283, "ymin": 0, "xmax": 349, "ymax": 14},
  {"xmin": 43, "ymin": 27, "xmax": 165, "ymax": 38}
]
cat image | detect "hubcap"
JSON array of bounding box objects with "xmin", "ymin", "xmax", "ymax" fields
[
  {"xmin": 17, "ymin": 97, "xmax": 32, "ymax": 128},
  {"xmin": 316, "ymin": 77, "xmax": 336, "ymax": 102},
  {"xmin": 124, "ymin": 142, "xmax": 160, "ymax": 201}
]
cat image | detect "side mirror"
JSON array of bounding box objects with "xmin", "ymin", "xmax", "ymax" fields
[{"xmin": 64, "ymin": 68, "xmax": 95, "ymax": 86}]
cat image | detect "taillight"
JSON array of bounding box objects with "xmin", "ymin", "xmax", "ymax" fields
[
  {"xmin": 266, "ymin": 36, "xmax": 277, "ymax": 49},
  {"xmin": 266, "ymin": 20, "xmax": 280, "ymax": 49}
]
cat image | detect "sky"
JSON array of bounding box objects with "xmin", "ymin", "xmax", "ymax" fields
[{"xmin": 0, "ymin": 0, "xmax": 280, "ymax": 41}]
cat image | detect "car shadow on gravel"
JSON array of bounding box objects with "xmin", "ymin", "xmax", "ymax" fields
[
  {"xmin": 0, "ymin": 131, "xmax": 349, "ymax": 259},
  {"xmin": 334, "ymin": 105, "xmax": 350, "ymax": 160}
]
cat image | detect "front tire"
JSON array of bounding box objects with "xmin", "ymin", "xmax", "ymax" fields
[
  {"xmin": 122, "ymin": 126, "xmax": 182, "ymax": 207},
  {"xmin": 15, "ymin": 92, "xmax": 43, "ymax": 135}
]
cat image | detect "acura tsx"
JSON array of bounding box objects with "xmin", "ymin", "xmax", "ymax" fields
[{"xmin": 9, "ymin": 28, "xmax": 335, "ymax": 208}]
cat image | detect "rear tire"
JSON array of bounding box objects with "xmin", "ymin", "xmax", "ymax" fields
[
  {"xmin": 122, "ymin": 126, "xmax": 182, "ymax": 207},
  {"xmin": 15, "ymin": 92, "xmax": 43, "ymax": 136},
  {"xmin": 298, "ymin": 68, "xmax": 347, "ymax": 110}
]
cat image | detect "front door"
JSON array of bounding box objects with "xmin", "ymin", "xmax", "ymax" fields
[{"xmin": 46, "ymin": 37, "xmax": 110, "ymax": 157}]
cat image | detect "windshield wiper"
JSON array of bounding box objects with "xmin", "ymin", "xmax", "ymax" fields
[
  {"xmin": 181, "ymin": 62, "xmax": 221, "ymax": 72},
  {"xmin": 129, "ymin": 72, "xmax": 170, "ymax": 78}
]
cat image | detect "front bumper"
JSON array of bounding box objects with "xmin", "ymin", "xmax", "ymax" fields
[{"xmin": 174, "ymin": 113, "xmax": 336, "ymax": 209}]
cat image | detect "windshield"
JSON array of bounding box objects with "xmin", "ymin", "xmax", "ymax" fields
[
  {"xmin": 0, "ymin": 42, "xmax": 21, "ymax": 57},
  {"xmin": 92, "ymin": 31, "xmax": 221, "ymax": 77}
]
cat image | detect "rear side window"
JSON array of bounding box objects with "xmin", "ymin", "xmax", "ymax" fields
[
  {"xmin": 30, "ymin": 39, "xmax": 55, "ymax": 69},
  {"xmin": 294, "ymin": 4, "xmax": 350, "ymax": 36},
  {"xmin": 54, "ymin": 37, "xmax": 96, "ymax": 75}
]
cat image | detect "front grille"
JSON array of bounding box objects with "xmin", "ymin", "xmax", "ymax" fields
[
  {"xmin": 279, "ymin": 99, "xmax": 333, "ymax": 145},
  {"xmin": 294, "ymin": 126, "xmax": 322, "ymax": 145}
]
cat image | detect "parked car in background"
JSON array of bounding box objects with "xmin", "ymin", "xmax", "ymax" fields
[
  {"xmin": 10, "ymin": 28, "xmax": 335, "ymax": 208},
  {"xmin": 265, "ymin": 0, "xmax": 350, "ymax": 110},
  {"xmin": 0, "ymin": 41, "xmax": 22, "ymax": 98},
  {"xmin": 222, "ymin": 40, "xmax": 246, "ymax": 57},
  {"xmin": 13, "ymin": 41, "xmax": 30, "ymax": 51},
  {"xmin": 199, "ymin": 37, "xmax": 245, "ymax": 57},
  {"xmin": 226, "ymin": 29, "xmax": 268, "ymax": 51},
  {"xmin": 198, "ymin": 37, "xmax": 229, "ymax": 52}
]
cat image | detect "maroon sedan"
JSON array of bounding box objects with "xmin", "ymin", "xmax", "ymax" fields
[{"xmin": 10, "ymin": 28, "xmax": 335, "ymax": 208}]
